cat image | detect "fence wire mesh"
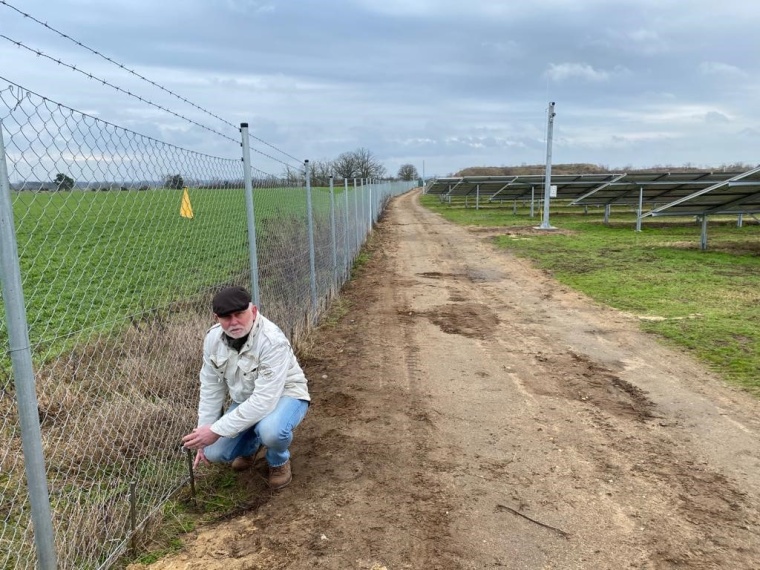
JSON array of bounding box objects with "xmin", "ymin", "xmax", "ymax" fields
[{"xmin": 0, "ymin": 80, "xmax": 414, "ymax": 569}]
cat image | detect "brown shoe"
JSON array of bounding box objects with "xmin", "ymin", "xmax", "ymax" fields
[
  {"xmin": 231, "ymin": 455, "xmax": 256, "ymax": 472},
  {"xmin": 268, "ymin": 460, "xmax": 292, "ymax": 489}
]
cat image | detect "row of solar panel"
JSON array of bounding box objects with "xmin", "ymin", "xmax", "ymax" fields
[{"xmin": 424, "ymin": 166, "xmax": 760, "ymax": 218}]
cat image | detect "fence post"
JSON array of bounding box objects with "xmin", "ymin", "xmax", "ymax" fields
[
  {"xmin": 0, "ymin": 122, "xmax": 58, "ymax": 569},
  {"xmin": 343, "ymin": 178, "xmax": 349, "ymax": 277},
  {"xmin": 367, "ymin": 179, "xmax": 372, "ymax": 230},
  {"xmin": 353, "ymin": 178, "xmax": 359, "ymax": 256},
  {"xmin": 328, "ymin": 175, "xmax": 338, "ymax": 289},
  {"xmin": 240, "ymin": 123, "xmax": 260, "ymax": 308},
  {"xmin": 539, "ymin": 101, "xmax": 556, "ymax": 230},
  {"xmin": 367, "ymin": 178, "xmax": 372, "ymax": 229},
  {"xmin": 360, "ymin": 178, "xmax": 366, "ymax": 239},
  {"xmin": 304, "ymin": 160, "xmax": 318, "ymax": 318}
]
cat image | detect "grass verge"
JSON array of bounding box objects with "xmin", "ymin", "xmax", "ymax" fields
[{"xmin": 120, "ymin": 466, "xmax": 267, "ymax": 568}]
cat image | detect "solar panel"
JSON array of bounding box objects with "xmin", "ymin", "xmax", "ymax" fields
[
  {"xmin": 571, "ymin": 171, "xmax": 745, "ymax": 207},
  {"xmin": 425, "ymin": 173, "xmax": 627, "ymax": 202},
  {"xmin": 425, "ymin": 170, "xmax": 758, "ymax": 214},
  {"xmin": 424, "ymin": 167, "xmax": 760, "ymax": 250},
  {"xmin": 641, "ymin": 166, "xmax": 760, "ymax": 217}
]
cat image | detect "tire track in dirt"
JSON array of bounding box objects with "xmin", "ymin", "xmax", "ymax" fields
[
  {"xmin": 291, "ymin": 225, "xmax": 461, "ymax": 569},
  {"xmin": 391, "ymin": 191, "xmax": 760, "ymax": 568}
]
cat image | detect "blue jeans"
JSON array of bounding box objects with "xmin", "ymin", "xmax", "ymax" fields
[{"xmin": 203, "ymin": 396, "xmax": 309, "ymax": 468}]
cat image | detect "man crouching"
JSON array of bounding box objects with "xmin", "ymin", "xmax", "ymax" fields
[{"xmin": 182, "ymin": 286, "xmax": 310, "ymax": 489}]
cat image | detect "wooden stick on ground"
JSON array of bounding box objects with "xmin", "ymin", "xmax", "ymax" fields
[{"xmin": 496, "ymin": 504, "xmax": 571, "ymax": 539}]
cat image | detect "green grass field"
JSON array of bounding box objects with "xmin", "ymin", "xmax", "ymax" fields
[
  {"xmin": 421, "ymin": 196, "xmax": 760, "ymax": 394},
  {"xmin": 1, "ymin": 185, "xmax": 352, "ymax": 372}
]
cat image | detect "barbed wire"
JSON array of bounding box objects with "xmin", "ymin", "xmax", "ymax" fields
[
  {"xmin": 0, "ymin": 34, "xmax": 238, "ymax": 143},
  {"xmin": 248, "ymin": 131, "xmax": 301, "ymax": 166},
  {"xmin": 0, "ymin": 1, "xmax": 236, "ymax": 130},
  {"xmin": 0, "ymin": 75, "xmax": 281, "ymax": 181},
  {"xmin": 0, "ymin": 35, "xmax": 300, "ymax": 171},
  {"xmin": 0, "ymin": 0, "xmax": 303, "ymax": 167}
]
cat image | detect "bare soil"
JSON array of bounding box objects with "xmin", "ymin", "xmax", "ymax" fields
[{"xmin": 131, "ymin": 189, "xmax": 760, "ymax": 569}]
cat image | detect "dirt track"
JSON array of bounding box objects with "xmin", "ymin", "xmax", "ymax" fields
[{"xmin": 133, "ymin": 189, "xmax": 760, "ymax": 569}]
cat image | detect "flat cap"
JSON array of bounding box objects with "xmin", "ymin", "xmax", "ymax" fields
[{"xmin": 212, "ymin": 286, "xmax": 251, "ymax": 316}]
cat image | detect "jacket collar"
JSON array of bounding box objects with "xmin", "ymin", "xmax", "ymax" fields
[{"xmin": 240, "ymin": 308, "xmax": 262, "ymax": 351}]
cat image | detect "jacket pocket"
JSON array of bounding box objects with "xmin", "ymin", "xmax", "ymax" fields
[
  {"xmin": 209, "ymin": 355, "xmax": 228, "ymax": 378},
  {"xmin": 238, "ymin": 355, "xmax": 259, "ymax": 382}
]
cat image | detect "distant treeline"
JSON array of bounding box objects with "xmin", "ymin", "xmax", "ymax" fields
[{"xmin": 455, "ymin": 162, "xmax": 757, "ymax": 177}]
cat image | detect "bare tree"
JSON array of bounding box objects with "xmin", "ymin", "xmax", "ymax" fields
[
  {"xmin": 352, "ymin": 147, "xmax": 386, "ymax": 180},
  {"xmin": 397, "ymin": 163, "xmax": 419, "ymax": 181},
  {"xmin": 289, "ymin": 148, "xmax": 387, "ymax": 184},
  {"xmin": 308, "ymin": 159, "xmax": 334, "ymax": 186},
  {"xmin": 282, "ymin": 165, "xmax": 304, "ymax": 186},
  {"xmin": 333, "ymin": 152, "xmax": 359, "ymax": 180}
]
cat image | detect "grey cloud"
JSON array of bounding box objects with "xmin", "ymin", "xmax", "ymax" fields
[
  {"xmin": 545, "ymin": 63, "xmax": 611, "ymax": 83},
  {"xmin": 705, "ymin": 111, "xmax": 731, "ymax": 124},
  {"xmin": 738, "ymin": 127, "xmax": 760, "ymax": 138},
  {"xmin": 3, "ymin": 0, "xmax": 760, "ymax": 176},
  {"xmin": 699, "ymin": 62, "xmax": 749, "ymax": 79}
]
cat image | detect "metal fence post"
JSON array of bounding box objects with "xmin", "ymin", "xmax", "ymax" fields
[
  {"xmin": 368, "ymin": 179, "xmax": 373, "ymax": 228},
  {"xmin": 539, "ymin": 101, "xmax": 556, "ymax": 230},
  {"xmin": 304, "ymin": 160, "xmax": 318, "ymax": 317},
  {"xmin": 328, "ymin": 175, "xmax": 338, "ymax": 288},
  {"xmin": 368, "ymin": 178, "xmax": 373, "ymax": 227},
  {"xmin": 240, "ymin": 123, "xmax": 260, "ymax": 307},
  {"xmin": 367, "ymin": 179, "xmax": 371, "ymax": 230},
  {"xmin": 360, "ymin": 178, "xmax": 366, "ymax": 239},
  {"xmin": 353, "ymin": 178, "xmax": 359, "ymax": 256},
  {"xmin": 0, "ymin": 122, "xmax": 58, "ymax": 569},
  {"xmin": 343, "ymin": 178, "xmax": 349, "ymax": 277}
]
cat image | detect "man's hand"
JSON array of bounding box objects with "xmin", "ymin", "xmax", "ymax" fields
[
  {"xmin": 193, "ymin": 448, "xmax": 209, "ymax": 469},
  {"xmin": 182, "ymin": 424, "xmax": 221, "ymax": 451}
]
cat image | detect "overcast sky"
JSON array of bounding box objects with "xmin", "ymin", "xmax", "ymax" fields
[{"xmin": 1, "ymin": 0, "xmax": 759, "ymax": 178}]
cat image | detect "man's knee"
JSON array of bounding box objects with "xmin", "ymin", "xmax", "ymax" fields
[
  {"xmin": 257, "ymin": 424, "xmax": 293, "ymax": 449},
  {"xmin": 203, "ymin": 441, "xmax": 232, "ymax": 463}
]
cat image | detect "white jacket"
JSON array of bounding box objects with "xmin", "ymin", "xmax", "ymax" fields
[{"xmin": 197, "ymin": 311, "xmax": 310, "ymax": 438}]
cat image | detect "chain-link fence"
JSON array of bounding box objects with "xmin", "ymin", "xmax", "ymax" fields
[{"xmin": 0, "ymin": 80, "xmax": 414, "ymax": 569}]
